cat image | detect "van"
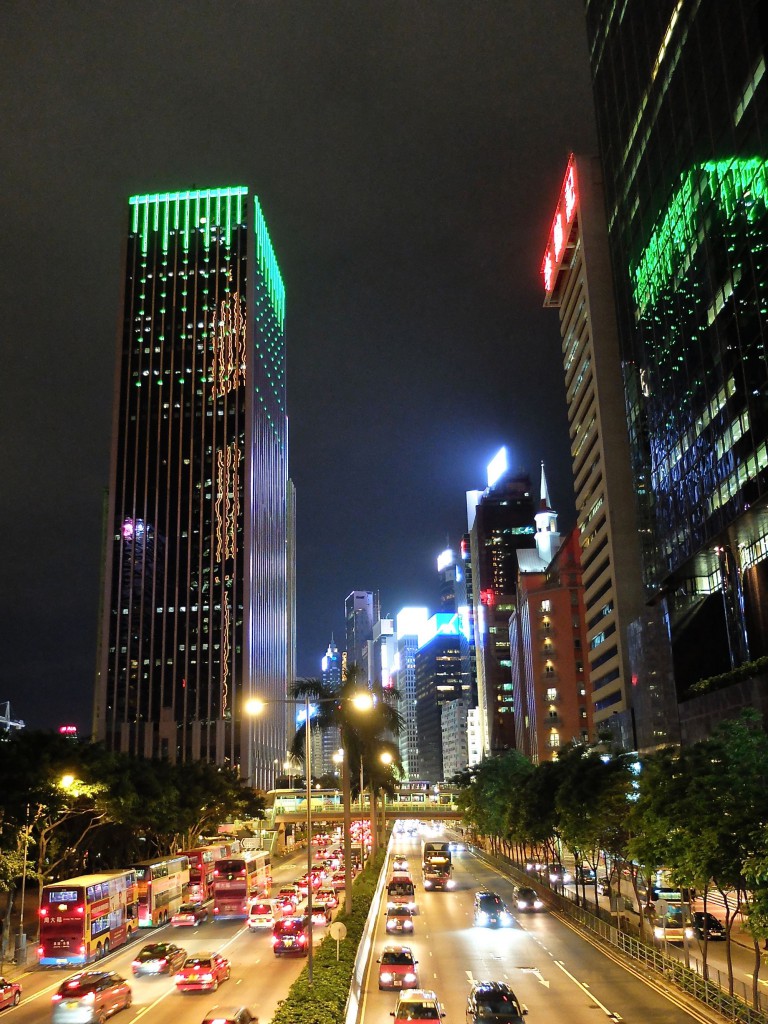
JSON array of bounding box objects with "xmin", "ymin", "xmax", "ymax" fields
[{"xmin": 247, "ymin": 899, "xmax": 276, "ymax": 930}]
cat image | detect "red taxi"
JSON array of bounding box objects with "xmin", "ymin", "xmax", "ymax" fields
[
  {"xmin": 174, "ymin": 952, "xmax": 230, "ymax": 993},
  {"xmin": 377, "ymin": 945, "xmax": 419, "ymax": 990}
]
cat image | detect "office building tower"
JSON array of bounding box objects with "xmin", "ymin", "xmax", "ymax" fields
[
  {"xmin": 394, "ymin": 607, "xmax": 430, "ymax": 779},
  {"xmin": 319, "ymin": 638, "xmax": 342, "ymax": 776},
  {"xmin": 414, "ymin": 613, "xmax": 467, "ymax": 784},
  {"xmin": 542, "ymin": 154, "xmax": 657, "ymax": 746},
  {"xmin": 345, "ymin": 591, "xmax": 380, "ymax": 675},
  {"xmin": 467, "ymin": 448, "xmax": 536, "ymax": 757},
  {"xmin": 584, "ymin": 1, "xmax": 768, "ymax": 713},
  {"xmin": 441, "ymin": 698, "xmax": 471, "ymax": 780},
  {"xmin": 457, "ymin": 535, "xmax": 478, "ymax": 707},
  {"xmin": 93, "ymin": 187, "xmax": 288, "ymax": 789},
  {"xmin": 467, "ymin": 708, "xmax": 482, "ymax": 766},
  {"xmin": 436, "ymin": 548, "xmax": 459, "ymax": 612}
]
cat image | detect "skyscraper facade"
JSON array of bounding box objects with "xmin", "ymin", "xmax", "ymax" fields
[
  {"xmin": 542, "ymin": 154, "xmax": 654, "ymax": 745},
  {"xmin": 319, "ymin": 638, "xmax": 342, "ymax": 776},
  {"xmin": 414, "ymin": 613, "xmax": 466, "ymax": 784},
  {"xmin": 584, "ymin": 2, "xmax": 768, "ymax": 698},
  {"xmin": 394, "ymin": 607, "xmax": 430, "ymax": 780},
  {"xmin": 93, "ymin": 187, "xmax": 288, "ymax": 789},
  {"xmin": 345, "ymin": 590, "xmax": 380, "ymax": 675},
  {"xmin": 468, "ymin": 449, "xmax": 536, "ymax": 756}
]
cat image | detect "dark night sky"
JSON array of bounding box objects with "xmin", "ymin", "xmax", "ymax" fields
[{"xmin": 0, "ymin": 1, "xmax": 598, "ymax": 732}]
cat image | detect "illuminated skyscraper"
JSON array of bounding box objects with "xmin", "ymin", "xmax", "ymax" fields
[
  {"xmin": 584, "ymin": 2, "xmax": 768, "ymax": 705},
  {"xmin": 467, "ymin": 449, "xmax": 536, "ymax": 757},
  {"xmin": 93, "ymin": 187, "xmax": 289, "ymax": 788}
]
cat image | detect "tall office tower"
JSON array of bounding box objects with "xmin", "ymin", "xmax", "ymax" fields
[
  {"xmin": 584, "ymin": 2, "xmax": 768, "ymax": 712},
  {"xmin": 436, "ymin": 548, "xmax": 458, "ymax": 612},
  {"xmin": 319, "ymin": 638, "xmax": 342, "ymax": 776},
  {"xmin": 345, "ymin": 591, "xmax": 380, "ymax": 675},
  {"xmin": 393, "ymin": 607, "xmax": 430, "ymax": 779},
  {"xmin": 467, "ymin": 448, "xmax": 536, "ymax": 757},
  {"xmin": 440, "ymin": 698, "xmax": 471, "ymax": 780},
  {"xmin": 542, "ymin": 155, "xmax": 658, "ymax": 748},
  {"xmin": 457, "ymin": 535, "xmax": 478, "ymax": 707},
  {"xmin": 93, "ymin": 187, "xmax": 288, "ymax": 789},
  {"xmin": 414, "ymin": 613, "xmax": 467, "ymax": 784}
]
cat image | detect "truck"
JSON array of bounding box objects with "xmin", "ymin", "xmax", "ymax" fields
[{"xmin": 421, "ymin": 841, "xmax": 453, "ymax": 890}]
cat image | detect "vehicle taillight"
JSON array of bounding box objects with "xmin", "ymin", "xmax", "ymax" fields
[
  {"xmin": 38, "ymin": 946, "xmax": 45, "ymax": 956},
  {"xmin": 79, "ymin": 945, "xmax": 86, "ymax": 953},
  {"xmin": 214, "ymin": 906, "xmax": 219, "ymax": 914},
  {"xmin": 76, "ymin": 906, "xmax": 84, "ymax": 915},
  {"xmin": 51, "ymin": 994, "xmax": 62, "ymax": 1003},
  {"xmin": 298, "ymin": 934, "xmax": 307, "ymax": 945},
  {"xmin": 39, "ymin": 907, "xmax": 48, "ymax": 917}
]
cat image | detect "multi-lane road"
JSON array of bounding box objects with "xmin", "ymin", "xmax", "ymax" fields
[
  {"xmin": 360, "ymin": 830, "xmax": 717, "ymax": 1024},
  {"xmin": 3, "ymin": 831, "xmax": 746, "ymax": 1023}
]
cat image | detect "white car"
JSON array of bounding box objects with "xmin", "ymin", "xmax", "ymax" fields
[{"xmin": 247, "ymin": 900, "xmax": 276, "ymax": 930}]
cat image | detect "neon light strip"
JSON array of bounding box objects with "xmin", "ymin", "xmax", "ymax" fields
[
  {"xmin": 128, "ymin": 187, "xmax": 249, "ymax": 254},
  {"xmin": 254, "ymin": 196, "xmax": 286, "ymax": 329}
]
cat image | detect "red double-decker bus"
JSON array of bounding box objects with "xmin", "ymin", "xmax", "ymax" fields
[
  {"xmin": 212, "ymin": 851, "xmax": 271, "ymax": 920},
  {"xmin": 38, "ymin": 870, "xmax": 138, "ymax": 966},
  {"xmin": 180, "ymin": 843, "xmax": 233, "ymax": 904}
]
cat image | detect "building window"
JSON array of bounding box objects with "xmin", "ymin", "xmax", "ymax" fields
[
  {"xmin": 548, "ymin": 731, "xmax": 560, "ymax": 748},
  {"xmin": 546, "ymin": 687, "xmax": 557, "ymax": 702},
  {"xmin": 541, "ymin": 600, "xmax": 551, "ymax": 612}
]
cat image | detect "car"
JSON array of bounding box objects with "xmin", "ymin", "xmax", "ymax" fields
[
  {"xmin": 331, "ymin": 872, "xmax": 346, "ymax": 890},
  {"xmin": 277, "ymin": 885, "xmax": 301, "ymax": 908},
  {"xmin": 393, "ymin": 856, "xmax": 409, "ymax": 872},
  {"xmin": 547, "ymin": 863, "xmax": 571, "ymax": 885},
  {"xmin": 200, "ymin": 1006, "xmax": 257, "ymax": 1024},
  {"xmin": 386, "ymin": 905, "xmax": 415, "ymax": 934},
  {"xmin": 466, "ymin": 981, "xmax": 528, "ymax": 1023},
  {"xmin": 172, "ymin": 903, "xmax": 209, "ymax": 926},
  {"xmin": 575, "ymin": 864, "xmax": 596, "ymax": 883},
  {"xmin": 596, "ymin": 876, "xmax": 612, "ymax": 896},
  {"xmin": 0, "ymin": 978, "xmax": 21, "ymax": 1010},
  {"xmin": 692, "ymin": 911, "xmax": 726, "ymax": 940},
  {"xmin": 378, "ymin": 944, "xmax": 419, "ymax": 990},
  {"xmin": 387, "ymin": 878, "xmax": 417, "ymax": 911},
  {"xmin": 316, "ymin": 886, "xmax": 339, "ymax": 909},
  {"xmin": 275, "ymin": 896, "xmax": 298, "ymax": 917},
  {"xmin": 174, "ymin": 953, "xmax": 231, "ymax": 993},
  {"xmin": 310, "ymin": 901, "xmax": 332, "ymax": 926},
  {"xmin": 515, "ymin": 886, "xmax": 545, "ymax": 912},
  {"xmin": 247, "ymin": 900, "xmax": 276, "ymax": 930},
  {"xmin": 272, "ymin": 915, "xmax": 310, "ymax": 956},
  {"xmin": 391, "ymin": 988, "xmax": 445, "ymax": 1023},
  {"xmin": 132, "ymin": 942, "xmax": 187, "ymax": 976},
  {"xmin": 51, "ymin": 971, "xmax": 131, "ymax": 1022},
  {"xmin": 473, "ymin": 890, "xmax": 513, "ymax": 927}
]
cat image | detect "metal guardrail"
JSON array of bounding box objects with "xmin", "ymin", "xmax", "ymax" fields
[{"xmin": 479, "ymin": 849, "xmax": 768, "ymax": 1024}]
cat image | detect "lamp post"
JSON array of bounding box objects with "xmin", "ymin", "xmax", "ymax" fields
[{"xmin": 244, "ymin": 689, "xmax": 372, "ymax": 983}]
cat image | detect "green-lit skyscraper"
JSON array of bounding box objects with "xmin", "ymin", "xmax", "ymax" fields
[
  {"xmin": 93, "ymin": 188, "xmax": 289, "ymax": 787},
  {"xmin": 584, "ymin": 2, "xmax": 768, "ymax": 700}
]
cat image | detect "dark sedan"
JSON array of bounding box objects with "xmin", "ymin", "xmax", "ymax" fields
[{"xmin": 132, "ymin": 943, "xmax": 187, "ymax": 976}]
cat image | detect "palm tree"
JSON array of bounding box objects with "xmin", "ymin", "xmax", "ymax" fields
[{"xmin": 290, "ymin": 664, "xmax": 403, "ymax": 901}]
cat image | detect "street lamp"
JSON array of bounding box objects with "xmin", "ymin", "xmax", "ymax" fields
[{"xmin": 245, "ymin": 689, "xmax": 372, "ymax": 984}]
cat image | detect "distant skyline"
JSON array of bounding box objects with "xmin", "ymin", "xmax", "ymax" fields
[{"xmin": 0, "ymin": 2, "xmax": 598, "ymax": 731}]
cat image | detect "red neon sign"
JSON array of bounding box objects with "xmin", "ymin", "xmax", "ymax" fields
[{"xmin": 542, "ymin": 154, "xmax": 578, "ymax": 303}]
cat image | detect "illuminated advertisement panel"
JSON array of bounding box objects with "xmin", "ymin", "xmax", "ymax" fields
[{"xmin": 541, "ymin": 154, "xmax": 578, "ymax": 306}]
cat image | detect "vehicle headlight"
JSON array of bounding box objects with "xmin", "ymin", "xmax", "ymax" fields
[
  {"xmin": 517, "ymin": 901, "xmax": 528, "ymax": 909},
  {"xmin": 500, "ymin": 912, "xmax": 511, "ymax": 925},
  {"xmin": 534, "ymin": 900, "xmax": 543, "ymax": 909},
  {"xmin": 685, "ymin": 927, "xmax": 695, "ymax": 938},
  {"xmin": 446, "ymin": 879, "xmax": 456, "ymax": 889},
  {"xmin": 404, "ymin": 920, "xmax": 413, "ymax": 930},
  {"xmin": 563, "ymin": 872, "xmax": 572, "ymax": 882},
  {"xmin": 477, "ymin": 911, "xmax": 488, "ymax": 923},
  {"xmin": 424, "ymin": 880, "xmax": 432, "ymax": 888},
  {"xmin": 654, "ymin": 926, "xmax": 664, "ymax": 939},
  {"xmin": 404, "ymin": 972, "xmax": 417, "ymax": 983},
  {"xmin": 380, "ymin": 972, "xmax": 393, "ymax": 983}
]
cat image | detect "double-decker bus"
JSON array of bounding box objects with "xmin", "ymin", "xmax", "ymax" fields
[
  {"xmin": 180, "ymin": 842, "xmax": 233, "ymax": 904},
  {"xmin": 212, "ymin": 851, "xmax": 271, "ymax": 920},
  {"xmin": 131, "ymin": 855, "xmax": 190, "ymax": 927},
  {"xmin": 38, "ymin": 870, "xmax": 138, "ymax": 966}
]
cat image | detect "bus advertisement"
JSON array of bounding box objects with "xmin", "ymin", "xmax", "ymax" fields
[
  {"xmin": 213, "ymin": 851, "xmax": 271, "ymax": 920},
  {"xmin": 180, "ymin": 843, "xmax": 233, "ymax": 904},
  {"xmin": 38, "ymin": 870, "xmax": 138, "ymax": 966},
  {"xmin": 132, "ymin": 855, "xmax": 190, "ymax": 927}
]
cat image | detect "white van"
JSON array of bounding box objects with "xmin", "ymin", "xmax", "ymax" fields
[{"xmin": 247, "ymin": 899, "xmax": 276, "ymax": 930}]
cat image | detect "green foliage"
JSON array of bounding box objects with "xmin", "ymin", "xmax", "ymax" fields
[
  {"xmin": 270, "ymin": 851, "xmax": 385, "ymax": 1024},
  {"xmin": 681, "ymin": 655, "xmax": 768, "ymax": 700}
]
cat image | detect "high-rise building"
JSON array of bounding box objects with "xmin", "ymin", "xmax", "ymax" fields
[
  {"xmin": 93, "ymin": 187, "xmax": 289, "ymax": 789},
  {"xmin": 414, "ymin": 612, "xmax": 467, "ymax": 784},
  {"xmin": 345, "ymin": 591, "xmax": 380, "ymax": 675},
  {"xmin": 542, "ymin": 154, "xmax": 657, "ymax": 746},
  {"xmin": 467, "ymin": 448, "xmax": 536, "ymax": 757},
  {"xmin": 313, "ymin": 637, "xmax": 342, "ymax": 777},
  {"xmin": 584, "ymin": 2, "xmax": 768, "ymax": 711},
  {"xmin": 394, "ymin": 607, "xmax": 430, "ymax": 779},
  {"xmin": 440, "ymin": 698, "xmax": 471, "ymax": 780}
]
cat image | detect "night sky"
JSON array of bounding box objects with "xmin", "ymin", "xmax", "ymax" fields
[{"xmin": 1, "ymin": 1, "xmax": 598, "ymax": 732}]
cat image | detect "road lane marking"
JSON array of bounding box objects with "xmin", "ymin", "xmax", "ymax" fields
[
  {"xmin": 553, "ymin": 960, "xmax": 622, "ymax": 1020},
  {"xmin": 520, "ymin": 967, "xmax": 550, "ymax": 988}
]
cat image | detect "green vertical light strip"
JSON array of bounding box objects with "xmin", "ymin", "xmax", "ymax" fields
[
  {"xmin": 253, "ymin": 196, "xmax": 286, "ymax": 330},
  {"xmin": 128, "ymin": 187, "xmax": 249, "ymax": 254}
]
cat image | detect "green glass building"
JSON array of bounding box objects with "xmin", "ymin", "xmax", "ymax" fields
[
  {"xmin": 93, "ymin": 188, "xmax": 289, "ymax": 785},
  {"xmin": 584, "ymin": 1, "xmax": 768, "ymax": 691}
]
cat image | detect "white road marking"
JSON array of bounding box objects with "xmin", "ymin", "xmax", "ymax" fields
[{"xmin": 553, "ymin": 960, "xmax": 622, "ymax": 1020}]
